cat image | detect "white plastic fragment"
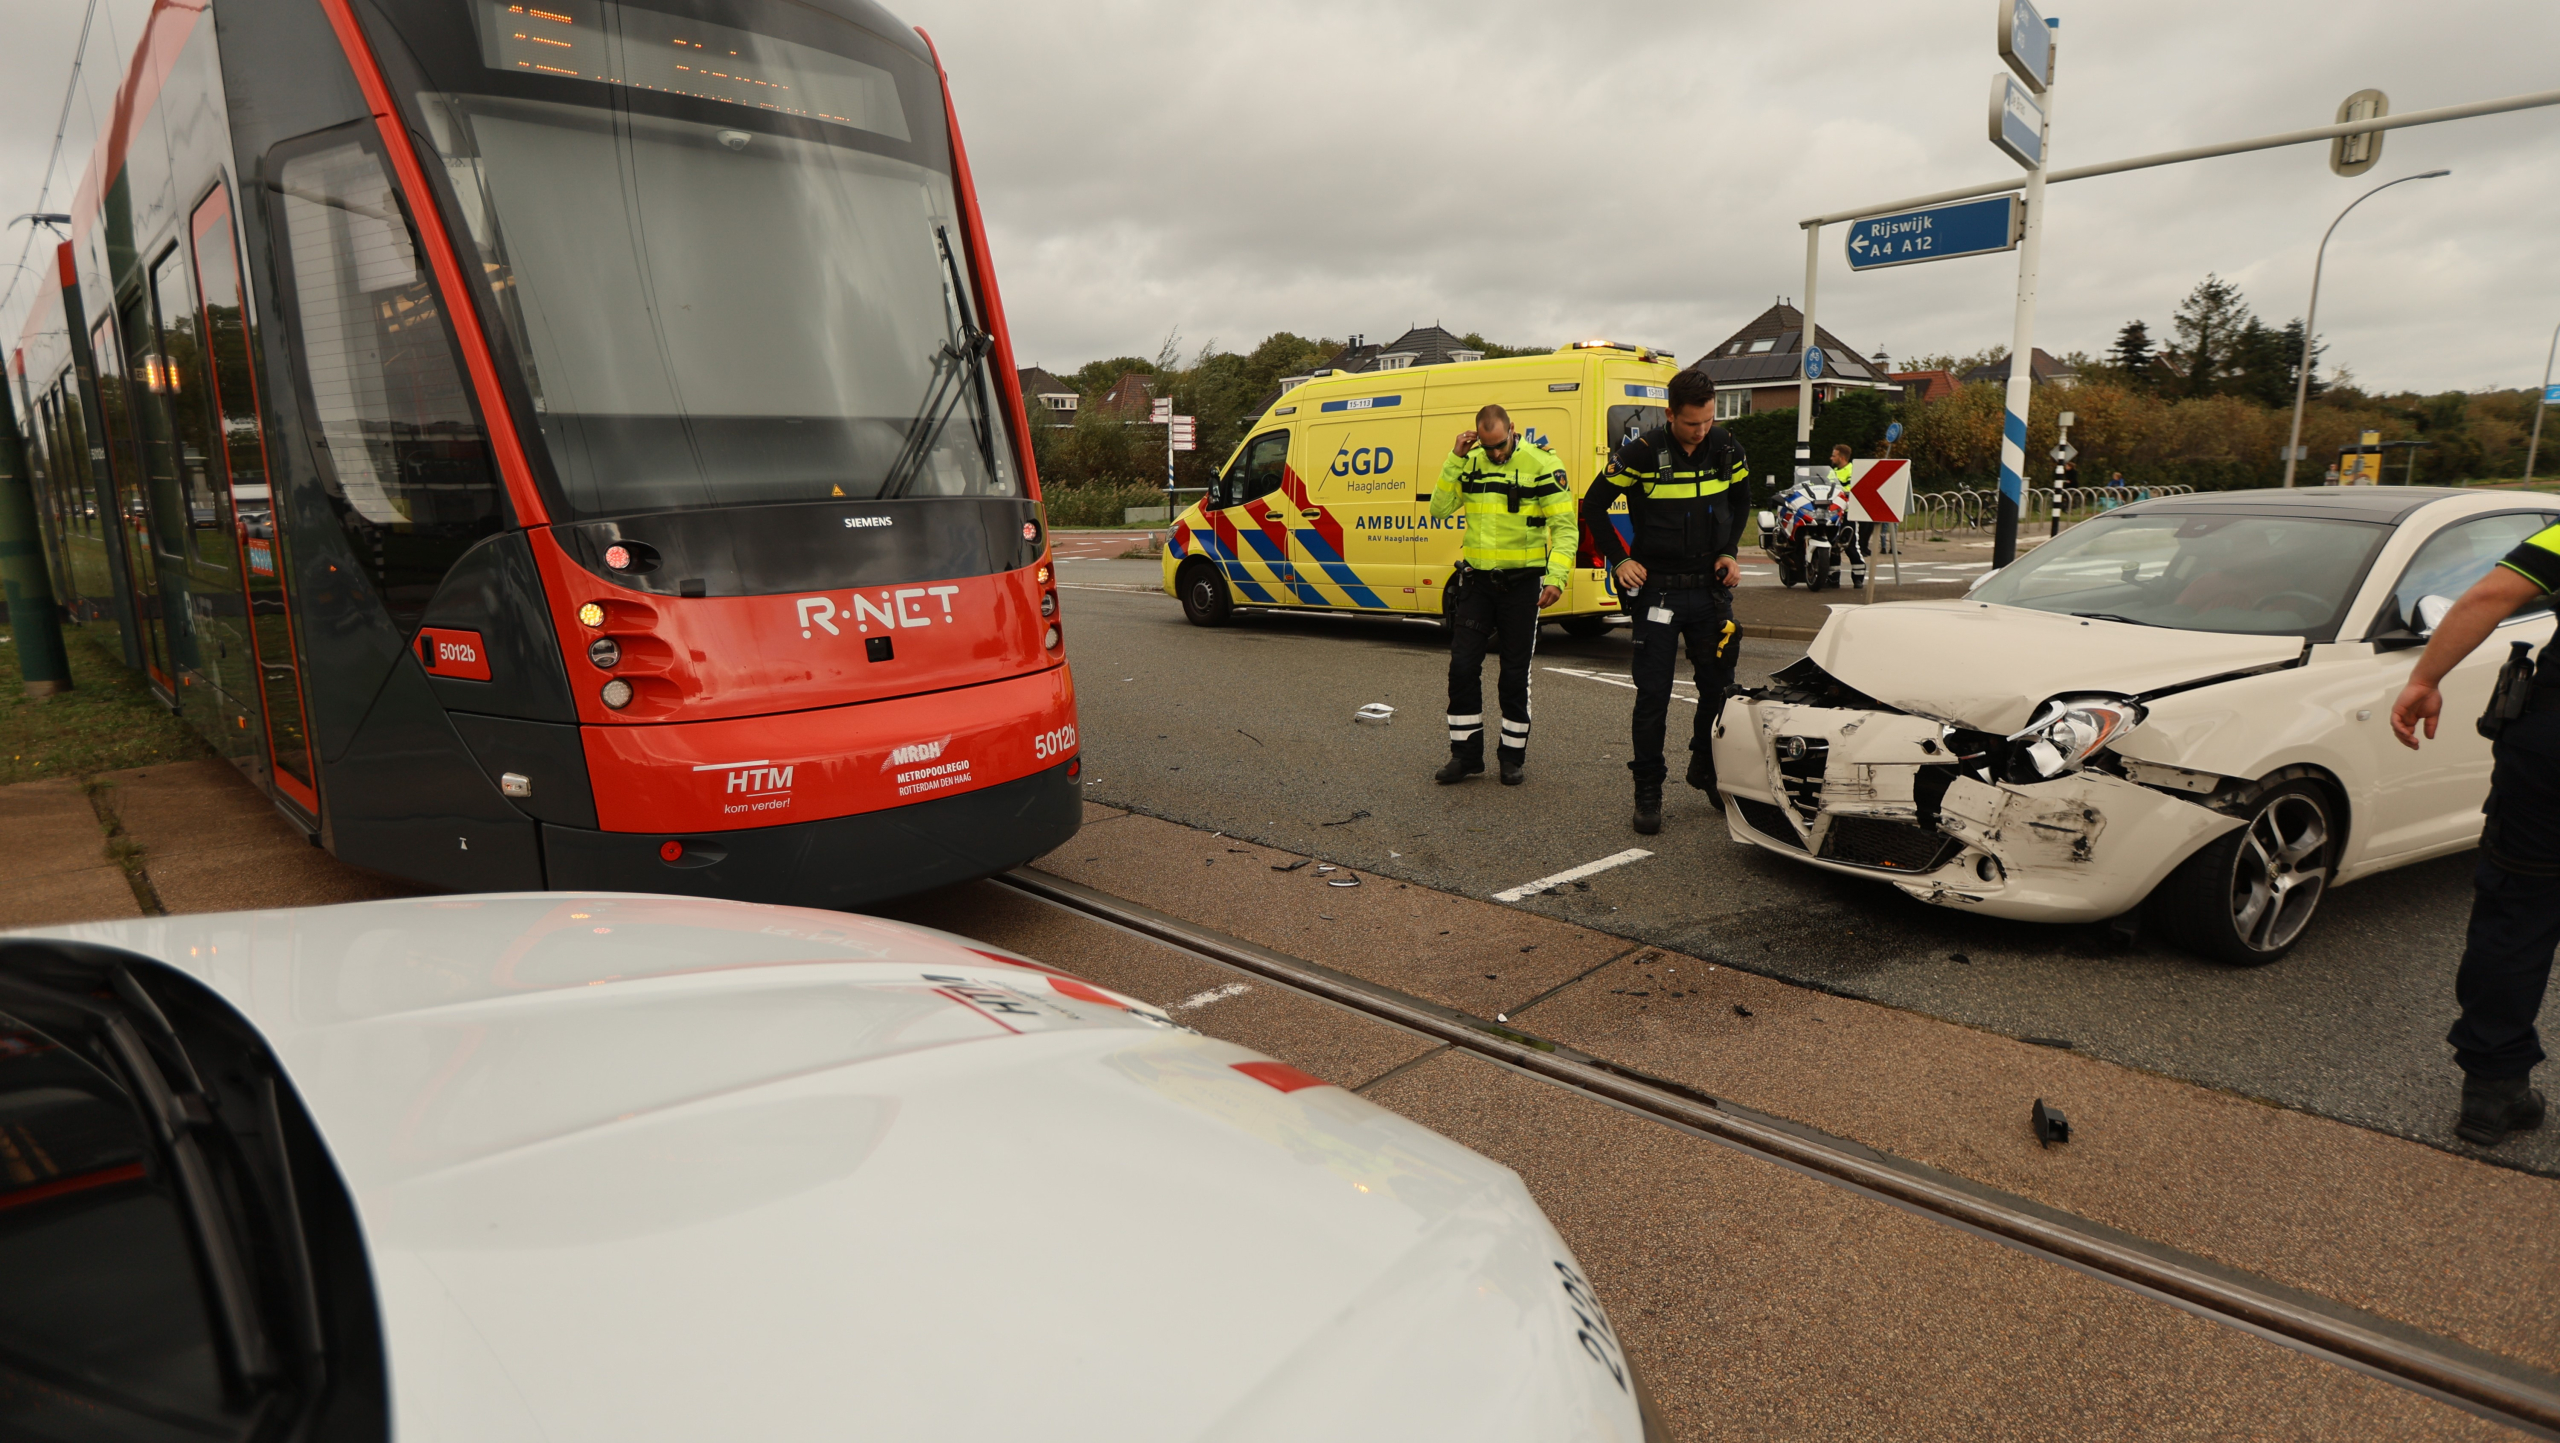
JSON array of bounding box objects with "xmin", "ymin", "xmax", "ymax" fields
[{"xmin": 1354, "ymin": 702, "xmax": 1396, "ymax": 725}]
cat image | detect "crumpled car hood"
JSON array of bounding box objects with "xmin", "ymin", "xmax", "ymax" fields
[{"xmin": 1809, "ymin": 600, "xmax": 2303, "ymax": 732}]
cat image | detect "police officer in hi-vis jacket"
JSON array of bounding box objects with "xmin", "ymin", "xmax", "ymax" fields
[
  {"xmin": 2391, "ymin": 521, "xmax": 2560, "ymax": 1147},
  {"xmin": 1431, "ymin": 404, "xmax": 1577, "ymax": 787},
  {"xmin": 1580, "ymin": 367, "xmax": 1750, "ymax": 835}
]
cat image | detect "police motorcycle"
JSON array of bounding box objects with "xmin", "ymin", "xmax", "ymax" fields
[{"xmin": 1760, "ymin": 472, "xmax": 1853, "ymax": 590}]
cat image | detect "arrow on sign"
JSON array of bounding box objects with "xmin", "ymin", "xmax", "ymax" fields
[{"xmin": 1848, "ymin": 458, "xmax": 1909, "ymax": 523}]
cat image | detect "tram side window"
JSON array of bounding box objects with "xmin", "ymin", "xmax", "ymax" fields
[
  {"xmin": 150, "ymin": 247, "xmax": 231, "ymax": 570},
  {"xmin": 274, "ymin": 138, "xmax": 504, "ymax": 629}
]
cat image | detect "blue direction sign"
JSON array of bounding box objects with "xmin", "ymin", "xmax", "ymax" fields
[
  {"xmin": 2545, "ymin": 383, "xmax": 2560, "ymax": 405},
  {"xmin": 1845, "ymin": 194, "xmax": 2022, "ymax": 271},
  {"xmin": 1991, "ymin": 73, "xmax": 2045, "ymax": 170},
  {"xmin": 1804, "ymin": 347, "xmax": 1826, "ymax": 380},
  {"xmin": 1998, "ymin": 0, "xmax": 2051, "ymax": 92}
]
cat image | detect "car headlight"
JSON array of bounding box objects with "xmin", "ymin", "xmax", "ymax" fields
[{"xmin": 2007, "ymin": 694, "xmax": 2142, "ymax": 778}]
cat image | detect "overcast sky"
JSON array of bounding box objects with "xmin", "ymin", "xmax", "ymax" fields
[{"xmin": 6, "ymin": 2, "xmax": 2554, "ymax": 394}]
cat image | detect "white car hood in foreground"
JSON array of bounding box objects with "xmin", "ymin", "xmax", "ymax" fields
[
  {"xmin": 18, "ymin": 895, "xmax": 1642, "ymax": 1442},
  {"xmin": 1810, "ymin": 600, "xmax": 2303, "ymax": 732}
]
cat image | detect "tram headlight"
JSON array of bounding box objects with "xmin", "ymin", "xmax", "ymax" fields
[
  {"xmin": 1043, "ymin": 624, "xmax": 1061, "ymax": 651},
  {"xmin": 1041, "ymin": 591, "xmax": 1057, "ymax": 618},
  {"xmin": 600, "ymin": 678, "xmax": 634, "ymax": 710},
  {"xmin": 578, "ymin": 602, "xmax": 606, "ymax": 628},
  {"xmin": 588, "ymin": 636, "xmax": 622, "ymax": 669}
]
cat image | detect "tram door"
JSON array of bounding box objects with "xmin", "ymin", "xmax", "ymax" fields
[
  {"xmin": 190, "ymin": 190, "xmax": 319, "ymax": 812},
  {"xmin": 90, "ymin": 314, "xmax": 173, "ymax": 690}
]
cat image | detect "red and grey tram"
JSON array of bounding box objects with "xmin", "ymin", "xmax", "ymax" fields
[{"xmin": 5, "ymin": 0, "xmax": 1078, "ymax": 906}]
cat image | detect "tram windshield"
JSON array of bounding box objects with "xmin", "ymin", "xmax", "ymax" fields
[{"xmin": 410, "ymin": 0, "xmax": 1018, "ymax": 519}]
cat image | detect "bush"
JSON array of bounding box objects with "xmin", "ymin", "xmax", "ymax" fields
[{"xmin": 1041, "ymin": 482, "xmax": 1171, "ymax": 528}]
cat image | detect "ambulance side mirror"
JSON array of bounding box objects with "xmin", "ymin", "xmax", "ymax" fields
[{"xmin": 1758, "ymin": 511, "xmax": 1777, "ymax": 532}]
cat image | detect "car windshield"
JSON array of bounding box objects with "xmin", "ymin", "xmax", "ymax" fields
[
  {"xmin": 1970, "ymin": 510, "xmax": 2390, "ymax": 639},
  {"xmin": 410, "ymin": 0, "xmax": 1018, "ymax": 519}
]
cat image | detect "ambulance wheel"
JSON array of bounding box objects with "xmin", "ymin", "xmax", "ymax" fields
[
  {"xmin": 1177, "ymin": 561, "xmax": 1234, "ymax": 626},
  {"xmin": 1560, "ymin": 615, "xmax": 1611, "ymax": 639}
]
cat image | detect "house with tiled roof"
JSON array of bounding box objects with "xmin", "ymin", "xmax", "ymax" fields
[
  {"xmin": 1959, "ymin": 348, "xmax": 2078, "ymax": 389},
  {"xmin": 1095, "ymin": 372, "xmax": 1159, "ymax": 421},
  {"xmin": 1691, "ymin": 303, "xmax": 1892, "ymax": 417},
  {"xmin": 1017, "ymin": 365, "xmax": 1078, "ymax": 425}
]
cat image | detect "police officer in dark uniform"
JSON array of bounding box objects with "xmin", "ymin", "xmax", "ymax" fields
[
  {"xmin": 2390, "ymin": 523, "xmax": 2560, "ymax": 1146},
  {"xmin": 1580, "ymin": 368, "xmax": 1750, "ymax": 835}
]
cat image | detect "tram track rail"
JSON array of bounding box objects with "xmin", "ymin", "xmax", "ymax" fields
[{"xmin": 995, "ymin": 867, "xmax": 2560, "ymax": 1437}]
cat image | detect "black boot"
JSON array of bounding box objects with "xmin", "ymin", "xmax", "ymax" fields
[
  {"xmin": 1435, "ymin": 754, "xmax": 1483, "ymax": 785},
  {"xmin": 1686, "ymin": 749, "xmax": 1723, "ymax": 810},
  {"xmin": 1633, "ymin": 785, "xmax": 1662, "ymax": 835},
  {"xmin": 2456, "ymin": 1073, "xmax": 2547, "ymax": 1145},
  {"xmin": 1499, "ymin": 758, "xmax": 1525, "ymax": 786}
]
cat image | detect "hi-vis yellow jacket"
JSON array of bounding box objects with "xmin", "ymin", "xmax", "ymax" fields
[{"xmin": 1432, "ymin": 440, "xmax": 1578, "ymax": 588}]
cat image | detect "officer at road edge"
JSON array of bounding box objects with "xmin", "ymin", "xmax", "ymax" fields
[
  {"xmin": 1831, "ymin": 442, "xmax": 1869, "ymax": 589},
  {"xmin": 1580, "ymin": 368, "xmax": 1751, "ymax": 834},
  {"xmin": 2389, "ymin": 524, "xmax": 2560, "ymax": 1147},
  {"xmin": 1432, "ymin": 404, "xmax": 1576, "ymax": 787}
]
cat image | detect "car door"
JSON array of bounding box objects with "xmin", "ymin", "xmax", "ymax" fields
[
  {"xmin": 1202, "ymin": 428, "xmax": 1297, "ymax": 604},
  {"xmin": 2350, "ymin": 510, "xmax": 2558, "ymax": 861}
]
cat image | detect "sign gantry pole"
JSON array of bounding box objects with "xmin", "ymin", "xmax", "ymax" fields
[
  {"xmin": 1795, "ymin": 226, "xmax": 1821, "ymax": 488},
  {"xmin": 1993, "ymin": 14, "xmax": 2055, "ymax": 569},
  {"xmin": 2526, "ymin": 319, "xmax": 2560, "ymax": 484}
]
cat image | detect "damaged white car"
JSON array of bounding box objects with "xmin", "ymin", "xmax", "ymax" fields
[{"xmin": 1715, "ymin": 487, "xmax": 2559, "ymax": 964}]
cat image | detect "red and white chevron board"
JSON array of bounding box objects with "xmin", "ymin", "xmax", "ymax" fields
[{"xmin": 1847, "ymin": 458, "xmax": 1911, "ymax": 523}]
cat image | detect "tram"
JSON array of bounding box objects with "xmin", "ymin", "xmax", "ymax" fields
[{"xmin": 5, "ymin": 0, "xmax": 1079, "ymax": 906}]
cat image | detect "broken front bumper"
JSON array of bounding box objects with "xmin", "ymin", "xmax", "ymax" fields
[{"xmin": 1710, "ymin": 697, "xmax": 2241, "ymax": 923}]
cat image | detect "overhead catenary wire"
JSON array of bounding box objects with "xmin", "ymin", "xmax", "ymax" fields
[{"xmin": 0, "ymin": 0, "xmax": 103, "ymax": 328}]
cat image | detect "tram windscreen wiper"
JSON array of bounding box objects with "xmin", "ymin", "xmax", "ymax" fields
[
  {"xmin": 2070, "ymin": 612, "xmax": 2161, "ymax": 627},
  {"xmin": 878, "ymin": 225, "xmax": 997, "ymax": 501}
]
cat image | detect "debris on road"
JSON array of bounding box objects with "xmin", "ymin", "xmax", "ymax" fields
[
  {"xmin": 1327, "ymin": 876, "xmax": 1361, "ymax": 888},
  {"xmin": 2033, "ymin": 1098, "xmax": 2072, "ymax": 1148},
  {"xmin": 1321, "ymin": 809, "xmax": 1373, "ymax": 827},
  {"xmin": 1272, "ymin": 859, "xmax": 1310, "ymax": 872},
  {"xmin": 1354, "ymin": 702, "xmax": 1396, "ymax": 725},
  {"xmin": 1733, "ymin": 1004, "xmax": 1753, "ymax": 1018}
]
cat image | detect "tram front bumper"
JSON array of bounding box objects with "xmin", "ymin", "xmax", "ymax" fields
[{"xmin": 540, "ymin": 759, "xmax": 1081, "ymax": 910}]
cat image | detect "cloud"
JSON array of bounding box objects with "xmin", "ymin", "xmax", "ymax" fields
[{"xmin": 905, "ymin": 0, "xmax": 2560, "ymax": 392}]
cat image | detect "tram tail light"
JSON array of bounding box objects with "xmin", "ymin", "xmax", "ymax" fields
[
  {"xmin": 1043, "ymin": 623, "xmax": 1061, "ymax": 651},
  {"xmin": 588, "ymin": 636, "xmax": 622, "ymax": 669},
  {"xmin": 578, "ymin": 601, "xmax": 606, "ymax": 628},
  {"xmin": 600, "ymin": 678, "xmax": 635, "ymax": 709},
  {"xmin": 659, "ymin": 840, "xmax": 684, "ymax": 862},
  {"xmin": 1040, "ymin": 591, "xmax": 1057, "ymax": 618}
]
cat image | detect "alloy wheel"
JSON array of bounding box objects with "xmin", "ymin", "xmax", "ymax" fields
[{"xmin": 2227, "ymin": 792, "xmax": 2329, "ymax": 954}]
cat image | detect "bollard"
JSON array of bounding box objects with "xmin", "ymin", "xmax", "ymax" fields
[{"xmin": 0, "ymin": 372, "xmax": 71, "ymax": 698}]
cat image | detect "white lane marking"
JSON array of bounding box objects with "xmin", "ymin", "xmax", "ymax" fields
[
  {"xmin": 1494, "ymin": 848, "xmax": 1654, "ymax": 903},
  {"xmin": 1543, "ymin": 666, "xmax": 1698, "ymax": 704},
  {"xmin": 1174, "ymin": 982, "xmax": 1250, "ymax": 1011}
]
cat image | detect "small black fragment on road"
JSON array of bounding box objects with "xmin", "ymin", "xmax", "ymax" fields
[
  {"xmin": 1271, "ymin": 859, "xmax": 1309, "ymax": 872},
  {"xmin": 2032, "ymin": 1098, "xmax": 2071, "ymax": 1148},
  {"xmin": 1950, "ymin": 953, "xmax": 1971, "ymax": 965},
  {"xmin": 2023, "ymin": 1037, "xmax": 2074, "ymax": 1049},
  {"xmin": 1320, "ymin": 809, "xmax": 1373, "ymax": 827},
  {"xmin": 1733, "ymin": 1004, "xmax": 1753, "ymax": 1018}
]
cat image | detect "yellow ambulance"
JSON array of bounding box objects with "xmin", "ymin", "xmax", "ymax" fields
[{"xmin": 1160, "ymin": 343, "xmax": 1680, "ymax": 636}]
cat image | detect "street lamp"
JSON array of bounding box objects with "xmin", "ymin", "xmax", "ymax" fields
[
  {"xmin": 2526, "ymin": 317, "xmax": 2559, "ymax": 484},
  {"xmin": 2281, "ymin": 169, "xmax": 2452, "ymax": 488}
]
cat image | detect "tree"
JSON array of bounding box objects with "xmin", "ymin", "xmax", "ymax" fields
[
  {"xmin": 2165, "ymin": 275, "xmax": 2250, "ymax": 397},
  {"xmin": 2110, "ymin": 320, "xmax": 2154, "ymax": 383}
]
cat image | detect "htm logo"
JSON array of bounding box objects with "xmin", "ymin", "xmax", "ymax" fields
[
  {"xmin": 889, "ymin": 740, "xmax": 946, "ymax": 765},
  {"xmin": 694, "ymin": 759, "xmax": 792, "ymax": 795}
]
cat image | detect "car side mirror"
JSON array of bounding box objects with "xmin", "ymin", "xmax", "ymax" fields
[{"xmin": 2414, "ymin": 594, "xmax": 2454, "ymax": 637}]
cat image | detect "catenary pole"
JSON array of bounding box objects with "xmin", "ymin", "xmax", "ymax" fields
[
  {"xmin": 2281, "ymin": 170, "xmax": 2450, "ymax": 488},
  {"xmin": 2527, "ymin": 318, "xmax": 2559, "ymax": 485},
  {"xmin": 1993, "ymin": 22, "xmax": 2056, "ymax": 569}
]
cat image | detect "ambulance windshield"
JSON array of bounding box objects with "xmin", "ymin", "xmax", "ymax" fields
[{"xmin": 407, "ymin": 0, "xmax": 1018, "ymax": 519}]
